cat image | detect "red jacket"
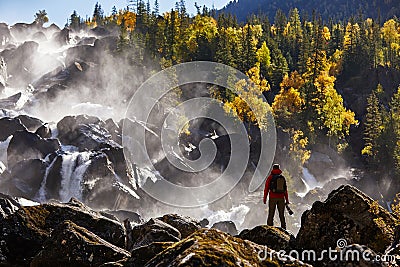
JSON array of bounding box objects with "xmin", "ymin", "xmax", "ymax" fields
[{"xmin": 263, "ymin": 169, "xmax": 289, "ymax": 204}]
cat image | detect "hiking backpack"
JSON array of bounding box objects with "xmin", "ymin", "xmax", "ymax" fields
[{"xmin": 270, "ymin": 174, "xmax": 287, "ymax": 193}]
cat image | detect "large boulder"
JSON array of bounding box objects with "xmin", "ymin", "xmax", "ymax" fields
[
  {"xmin": 128, "ymin": 242, "xmax": 173, "ymax": 266},
  {"xmin": 157, "ymin": 214, "xmax": 201, "ymax": 238},
  {"xmin": 0, "ymin": 23, "xmax": 12, "ymax": 47},
  {"xmin": 57, "ymin": 115, "xmax": 120, "ymax": 151},
  {"xmin": 127, "ymin": 218, "xmax": 181, "ymax": 251},
  {"xmin": 296, "ymin": 185, "xmax": 398, "ymax": 254},
  {"xmin": 51, "ymin": 27, "xmax": 70, "ymax": 46},
  {"xmin": 144, "ymin": 228, "xmax": 311, "ymax": 267},
  {"xmin": 211, "ymin": 220, "xmax": 238, "ymax": 236},
  {"xmin": 102, "ymin": 210, "xmax": 142, "ymax": 224},
  {"xmin": 15, "ymin": 115, "xmax": 44, "ymax": 132},
  {"xmin": 0, "ymin": 117, "xmax": 26, "ymax": 141},
  {"xmin": 8, "ymin": 159, "xmax": 47, "ymax": 199},
  {"xmin": 7, "ymin": 130, "xmax": 60, "ymax": 168},
  {"xmin": 3, "ymin": 41, "xmax": 39, "ymax": 87},
  {"xmin": 0, "ymin": 198, "xmax": 125, "ymax": 265},
  {"xmin": 238, "ymin": 225, "xmax": 294, "ymax": 251},
  {"xmin": 31, "ymin": 220, "xmax": 130, "ymax": 267},
  {"xmin": 0, "ymin": 93, "xmax": 22, "ymax": 110}
]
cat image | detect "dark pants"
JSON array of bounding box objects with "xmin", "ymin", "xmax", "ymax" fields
[{"xmin": 267, "ymin": 198, "xmax": 286, "ymax": 229}]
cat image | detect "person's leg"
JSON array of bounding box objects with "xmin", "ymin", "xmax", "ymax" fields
[
  {"xmin": 277, "ymin": 198, "xmax": 286, "ymax": 229},
  {"xmin": 267, "ymin": 198, "xmax": 277, "ymax": 226}
]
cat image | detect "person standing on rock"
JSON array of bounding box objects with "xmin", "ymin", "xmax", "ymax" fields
[{"xmin": 263, "ymin": 164, "xmax": 289, "ymax": 229}]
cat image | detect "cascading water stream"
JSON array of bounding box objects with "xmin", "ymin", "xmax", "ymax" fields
[
  {"xmin": 297, "ymin": 167, "xmax": 320, "ymax": 197},
  {"xmin": 59, "ymin": 151, "xmax": 92, "ymax": 202}
]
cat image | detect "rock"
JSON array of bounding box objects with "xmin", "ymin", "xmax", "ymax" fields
[
  {"xmin": 211, "ymin": 220, "xmax": 238, "ymax": 236},
  {"xmin": 7, "ymin": 130, "xmax": 60, "ymax": 168},
  {"xmin": 38, "ymin": 153, "xmax": 62, "ymax": 200},
  {"xmin": 15, "ymin": 114, "xmax": 44, "ymax": 132},
  {"xmin": 145, "ymin": 228, "xmax": 311, "ymax": 267},
  {"xmin": 81, "ymin": 152, "xmax": 138, "ymax": 210},
  {"xmin": 0, "ymin": 93, "xmax": 22, "ymax": 109},
  {"xmin": 43, "ymin": 23, "xmax": 60, "ymax": 38},
  {"xmin": 0, "ymin": 117, "xmax": 26, "ymax": 141},
  {"xmin": 9, "ymin": 159, "xmax": 47, "ymax": 199},
  {"xmin": 301, "ymin": 187, "xmax": 327, "ymax": 203},
  {"xmin": 238, "ymin": 225, "xmax": 294, "ymax": 251},
  {"xmin": 199, "ymin": 218, "xmax": 209, "ymax": 228},
  {"xmin": 0, "ymin": 23, "xmax": 12, "ymax": 47},
  {"xmin": 51, "ymin": 27, "xmax": 70, "ymax": 46},
  {"xmin": 0, "ymin": 199, "xmax": 125, "ymax": 265},
  {"xmin": 128, "ymin": 242, "xmax": 173, "ymax": 266},
  {"xmin": 32, "ymin": 31, "xmax": 47, "ymax": 42},
  {"xmin": 127, "ymin": 218, "xmax": 181, "ymax": 251},
  {"xmin": 90, "ymin": 27, "xmax": 111, "ymax": 37},
  {"xmin": 35, "ymin": 123, "xmax": 52, "ymax": 138},
  {"xmin": 57, "ymin": 115, "xmax": 120, "ymax": 151},
  {"xmin": 77, "ymin": 37, "xmax": 96, "ymax": 46},
  {"xmin": 30, "ymin": 220, "xmax": 130, "ymax": 267},
  {"xmin": 101, "ymin": 146, "xmax": 133, "ymax": 181},
  {"xmin": 103, "ymin": 210, "xmax": 142, "ymax": 224},
  {"xmin": 0, "ymin": 193, "xmax": 20, "ymax": 218},
  {"xmin": 332, "ymin": 244, "xmax": 384, "ymax": 267},
  {"xmin": 157, "ymin": 214, "xmax": 201, "ymax": 238},
  {"xmin": 65, "ymin": 45, "xmax": 98, "ymax": 66},
  {"xmin": 104, "ymin": 118, "xmax": 121, "ymax": 144},
  {"xmin": 296, "ymin": 185, "xmax": 398, "ymax": 254},
  {"xmin": 3, "ymin": 41, "xmax": 39, "ymax": 87}
]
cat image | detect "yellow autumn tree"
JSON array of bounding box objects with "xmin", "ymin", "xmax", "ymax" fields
[
  {"xmin": 272, "ymin": 71, "xmax": 305, "ymax": 129},
  {"xmin": 117, "ymin": 10, "xmax": 136, "ymax": 32},
  {"xmin": 223, "ymin": 62, "xmax": 271, "ymax": 130}
]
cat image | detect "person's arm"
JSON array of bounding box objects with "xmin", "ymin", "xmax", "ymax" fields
[
  {"xmin": 263, "ymin": 176, "xmax": 270, "ymax": 204},
  {"xmin": 284, "ymin": 190, "xmax": 289, "ymax": 204}
]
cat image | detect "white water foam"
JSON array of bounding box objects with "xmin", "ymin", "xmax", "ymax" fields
[
  {"xmin": 59, "ymin": 151, "xmax": 92, "ymax": 202},
  {"xmin": 0, "ymin": 135, "xmax": 12, "ymax": 169},
  {"xmin": 36, "ymin": 155, "xmax": 58, "ymax": 202},
  {"xmin": 200, "ymin": 204, "xmax": 250, "ymax": 228},
  {"xmin": 297, "ymin": 167, "xmax": 321, "ymax": 198}
]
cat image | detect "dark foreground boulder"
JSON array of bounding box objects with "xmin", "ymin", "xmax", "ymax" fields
[
  {"xmin": 127, "ymin": 218, "xmax": 181, "ymax": 251},
  {"xmin": 157, "ymin": 214, "xmax": 201, "ymax": 238},
  {"xmin": 144, "ymin": 228, "xmax": 311, "ymax": 267},
  {"xmin": 128, "ymin": 242, "xmax": 174, "ymax": 266},
  {"xmin": 31, "ymin": 220, "xmax": 130, "ymax": 267},
  {"xmin": 296, "ymin": 185, "xmax": 398, "ymax": 254},
  {"xmin": 238, "ymin": 225, "xmax": 294, "ymax": 251},
  {"xmin": 0, "ymin": 198, "xmax": 124, "ymax": 265},
  {"xmin": 0, "ymin": 193, "xmax": 20, "ymax": 218}
]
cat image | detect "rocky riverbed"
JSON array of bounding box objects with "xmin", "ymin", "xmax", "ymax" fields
[{"xmin": 0, "ymin": 184, "xmax": 398, "ymax": 266}]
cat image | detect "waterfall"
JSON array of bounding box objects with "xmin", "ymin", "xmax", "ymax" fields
[
  {"xmin": 297, "ymin": 168, "xmax": 320, "ymax": 197},
  {"xmin": 59, "ymin": 151, "xmax": 92, "ymax": 202},
  {"xmin": 36, "ymin": 156, "xmax": 58, "ymax": 202},
  {"xmin": 0, "ymin": 135, "xmax": 12, "ymax": 169}
]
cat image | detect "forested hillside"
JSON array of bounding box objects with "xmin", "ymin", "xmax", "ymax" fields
[{"xmin": 220, "ymin": 0, "xmax": 400, "ymax": 22}]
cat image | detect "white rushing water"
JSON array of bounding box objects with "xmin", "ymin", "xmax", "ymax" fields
[
  {"xmin": 36, "ymin": 155, "xmax": 58, "ymax": 202},
  {"xmin": 59, "ymin": 151, "xmax": 92, "ymax": 202},
  {"xmin": 0, "ymin": 135, "xmax": 12, "ymax": 169},
  {"xmin": 297, "ymin": 167, "xmax": 321, "ymax": 198},
  {"xmin": 200, "ymin": 204, "xmax": 250, "ymax": 227}
]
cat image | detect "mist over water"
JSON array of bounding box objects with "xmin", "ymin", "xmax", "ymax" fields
[{"xmin": 0, "ymin": 21, "xmax": 365, "ymax": 233}]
